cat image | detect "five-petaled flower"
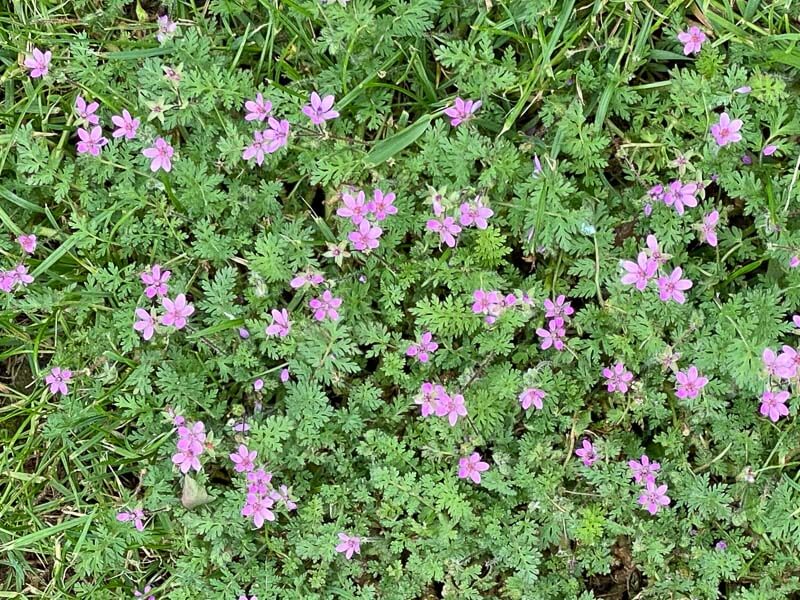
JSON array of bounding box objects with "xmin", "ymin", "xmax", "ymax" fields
[
  {"xmin": 459, "ymin": 199, "xmax": 493, "ymax": 229},
  {"xmin": 602, "ymin": 362, "xmax": 633, "ymax": 393},
  {"xmin": 241, "ymin": 492, "xmax": 275, "ymax": 528},
  {"xmin": 575, "ymin": 439, "xmax": 598, "ymax": 467},
  {"xmin": 265, "ymin": 308, "xmax": 291, "ymax": 338},
  {"xmin": 143, "ymin": 137, "xmax": 174, "ymax": 172},
  {"xmin": 663, "ymin": 180, "xmax": 699, "ymax": 215},
  {"xmin": 134, "ymin": 585, "xmax": 156, "ymax": 600},
  {"xmin": 230, "ymin": 444, "xmax": 257, "ymax": 473},
  {"xmin": 621, "ymin": 252, "xmax": 657, "ymax": 290},
  {"xmin": 116, "ymin": 508, "xmax": 146, "ymax": 531},
  {"xmin": 76, "ymin": 126, "xmax": 108, "ymax": 156},
  {"xmin": 244, "ymin": 93, "xmax": 272, "ymax": 122},
  {"xmin": 367, "ymin": 189, "xmax": 397, "ymax": 221},
  {"xmin": 134, "ymin": 308, "xmax": 156, "ymax": 341},
  {"xmin": 263, "ymin": 117, "xmax": 290, "ymax": 153},
  {"xmin": 544, "ymin": 295, "xmax": 574, "ymax": 320},
  {"xmin": 458, "ymin": 452, "xmax": 490, "ymax": 484},
  {"xmin": 75, "ymin": 95, "xmax": 100, "ymax": 125},
  {"xmin": 700, "ymin": 210, "xmax": 719, "ymax": 247},
  {"xmin": 519, "ymin": 387, "xmax": 546, "ymax": 410},
  {"xmin": 24, "ymin": 47, "xmax": 51, "ymax": 78},
  {"xmin": 435, "ymin": 391, "xmax": 467, "ymax": 426},
  {"xmin": 628, "ymin": 455, "xmax": 661, "ymax": 484},
  {"xmin": 111, "ymin": 110, "xmax": 140, "ymax": 140},
  {"xmin": 443, "ymin": 97, "xmax": 481, "ymax": 126},
  {"xmin": 141, "ymin": 264, "xmax": 171, "ymax": 298},
  {"xmin": 348, "ymin": 220, "xmax": 382, "ymax": 251},
  {"xmin": 710, "ymin": 112, "xmax": 743, "ymax": 147},
  {"xmin": 426, "ymin": 216, "xmax": 461, "ymax": 247},
  {"xmin": 302, "ymin": 92, "xmax": 339, "ymax": 125},
  {"xmin": 309, "ymin": 290, "xmax": 342, "ymax": 321},
  {"xmin": 160, "ymin": 294, "xmax": 194, "ymax": 329},
  {"xmin": 337, "ymin": 190, "xmax": 369, "ymax": 225},
  {"xmin": 675, "ymin": 365, "xmax": 709, "ymax": 399},
  {"xmin": 156, "ymin": 14, "xmax": 178, "ymax": 42},
  {"xmin": 17, "ymin": 234, "xmax": 36, "ymax": 254},
  {"xmin": 638, "ymin": 480, "xmax": 671, "ymax": 514},
  {"xmin": 415, "ymin": 382, "xmax": 440, "ymax": 417},
  {"xmin": 406, "ymin": 331, "xmax": 438, "ymax": 363},
  {"xmin": 657, "ymin": 267, "xmax": 693, "ymax": 304},
  {"xmin": 759, "ymin": 389, "xmax": 790, "ymax": 422},
  {"xmin": 45, "ymin": 367, "xmax": 72, "ymax": 396},
  {"xmin": 335, "ymin": 533, "xmax": 361, "ymax": 559},
  {"xmin": 536, "ymin": 317, "xmax": 566, "ymax": 351},
  {"xmin": 677, "ymin": 26, "xmax": 706, "ymax": 55}
]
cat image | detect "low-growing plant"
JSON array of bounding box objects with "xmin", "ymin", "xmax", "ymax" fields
[{"xmin": 2, "ymin": 1, "xmax": 800, "ymax": 599}]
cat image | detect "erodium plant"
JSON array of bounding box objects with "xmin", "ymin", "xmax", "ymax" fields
[{"xmin": 2, "ymin": 1, "xmax": 800, "ymax": 599}]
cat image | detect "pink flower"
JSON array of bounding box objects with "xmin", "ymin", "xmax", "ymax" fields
[
  {"xmin": 116, "ymin": 508, "xmax": 146, "ymax": 531},
  {"xmin": 793, "ymin": 315, "xmax": 800, "ymax": 329},
  {"xmin": 762, "ymin": 144, "xmax": 778, "ymax": 156},
  {"xmin": 271, "ymin": 484, "xmax": 297, "ymax": 510},
  {"xmin": 426, "ymin": 216, "xmax": 461, "ymax": 247},
  {"xmin": 663, "ymin": 180, "xmax": 698, "ymax": 215},
  {"xmin": 700, "ymin": 210, "xmax": 719, "ymax": 247},
  {"xmin": 290, "ymin": 272, "xmax": 325, "ymax": 288},
  {"xmin": 134, "ymin": 585, "xmax": 156, "ymax": 600},
  {"xmin": 263, "ymin": 117, "xmax": 289, "ymax": 153},
  {"xmin": 156, "ymin": 14, "xmax": 178, "ymax": 42},
  {"xmin": 759, "ymin": 390, "xmax": 790, "ymax": 422},
  {"xmin": 677, "ymin": 26, "xmax": 706, "ymax": 55},
  {"xmin": 406, "ymin": 331, "xmax": 438, "ymax": 363},
  {"xmin": 628, "ymin": 455, "xmax": 661, "ymax": 484},
  {"xmin": 337, "ymin": 190, "xmax": 369, "ymax": 225},
  {"xmin": 657, "ymin": 267, "xmax": 693, "ymax": 304},
  {"xmin": 76, "ymin": 126, "xmax": 108, "ymax": 156},
  {"xmin": 16, "ymin": 234, "xmax": 36, "ymax": 254},
  {"xmin": 602, "ymin": 362, "xmax": 633, "ymax": 393},
  {"xmin": 762, "ymin": 348, "xmax": 795, "ymax": 379},
  {"xmin": 244, "ymin": 93, "xmax": 272, "ymax": 122},
  {"xmin": 230, "ymin": 444, "xmax": 257, "ymax": 473},
  {"xmin": 458, "ymin": 200, "xmax": 493, "ymax": 229},
  {"xmin": 348, "ymin": 220, "xmax": 383, "ymax": 251},
  {"xmin": 243, "ymin": 130, "xmax": 268, "ymax": 166},
  {"xmin": 458, "ymin": 452, "xmax": 490, "ymax": 484},
  {"xmin": 0, "ymin": 264, "xmax": 35, "ymax": 292},
  {"xmin": 791, "ymin": 255, "xmax": 800, "ymax": 268},
  {"xmin": 638, "ymin": 480, "xmax": 671, "ymax": 514},
  {"xmin": 140, "ymin": 264, "xmax": 171, "ymax": 298},
  {"xmin": 645, "ymin": 234, "xmax": 669, "ymax": 267},
  {"xmin": 710, "ymin": 112, "xmax": 743, "ymax": 147},
  {"xmin": 241, "ymin": 492, "xmax": 275, "ymax": 528},
  {"xmin": 133, "ymin": 308, "xmax": 156, "ymax": 341},
  {"xmin": 675, "ymin": 366, "xmax": 709, "ymax": 399},
  {"xmin": 575, "ymin": 439, "xmax": 598, "ymax": 467},
  {"xmin": 302, "ymin": 92, "xmax": 339, "ymax": 125},
  {"xmin": 648, "ymin": 184, "xmax": 665, "ymax": 202},
  {"xmin": 280, "ymin": 368, "xmax": 290, "ymax": 383},
  {"xmin": 536, "ymin": 317, "xmax": 566, "ymax": 351},
  {"xmin": 519, "ymin": 387, "xmax": 545, "ymax": 410},
  {"xmin": 472, "ymin": 289, "xmax": 502, "ymax": 315},
  {"xmin": 309, "ymin": 290, "xmax": 342, "ymax": 321},
  {"xmin": 367, "ymin": 188, "xmax": 397, "ymax": 221},
  {"xmin": 779, "ymin": 345, "xmax": 800, "ymax": 378},
  {"xmin": 253, "ymin": 378, "xmax": 264, "ymax": 391},
  {"xmin": 24, "ymin": 47, "xmax": 51, "ymax": 78},
  {"xmin": 533, "ymin": 154, "xmax": 543, "ymax": 176},
  {"xmin": 265, "ymin": 308, "xmax": 291, "ymax": 337},
  {"xmin": 443, "ymin": 97, "xmax": 481, "ymax": 126},
  {"xmin": 543, "ymin": 295, "xmax": 574, "ymax": 319},
  {"xmin": 142, "ymin": 137, "xmax": 174, "ymax": 172},
  {"xmin": 335, "ymin": 533, "xmax": 361, "ymax": 559},
  {"xmin": 75, "ymin": 95, "xmax": 100, "ymax": 126},
  {"xmin": 233, "ymin": 420, "xmax": 250, "ymax": 433},
  {"xmin": 172, "ymin": 448, "xmax": 201, "ymax": 473},
  {"xmin": 415, "ymin": 382, "xmax": 440, "ymax": 417},
  {"xmin": 239, "ymin": 328, "xmax": 250, "ymax": 339},
  {"xmin": 735, "ymin": 86, "xmax": 751, "ymax": 94},
  {"xmin": 160, "ymin": 294, "xmax": 194, "ymax": 329},
  {"xmin": 435, "ymin": 391, "xmax": 467, "ymax": 426},
  {"xmin": 45, "ymin": 367, "xmax": 72, "ymax": 396},
  {"xmin": 111, "ymin": 110, "xmax": 140, "ymax": 140},
  {"xmin": 621, "ymin": 252, "xmax": 657, "ymax": 290},
  {"xmin": 177, "ymin": 421, "xmax": 206, "ymax": 454}
]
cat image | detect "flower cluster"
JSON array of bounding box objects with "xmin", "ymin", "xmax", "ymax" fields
[
  {"xmin": 621, "ymin": 235, "xmax": 693, "ymax": 304},
  {"xmin": 758, "ymin": 348, "xmax": 795, "ymax": 422},
  {"xmin": 472, "ymin": 289, "xmax": 518, "ymax": 324},
  {"xmin": 1, "ymin": 235, "xmax": 37, "ymax": 293},
  {"xmin": 134, "ymin": 266, "xmax": 194, "ymax": 340},
  {"xmin": 171, "ymin": 418, "xmax": 207, "ymax": 474},
  {"xmin": 630, "ymin": 454, "xmax": 671, "ymax": 515},
  {"xmin": 414, "ymin": 382, "xmax": 467, "ymax": 426},
  {"xmin": 229, "ymin": 445, "xmax": 296, "ymax": 529}
]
